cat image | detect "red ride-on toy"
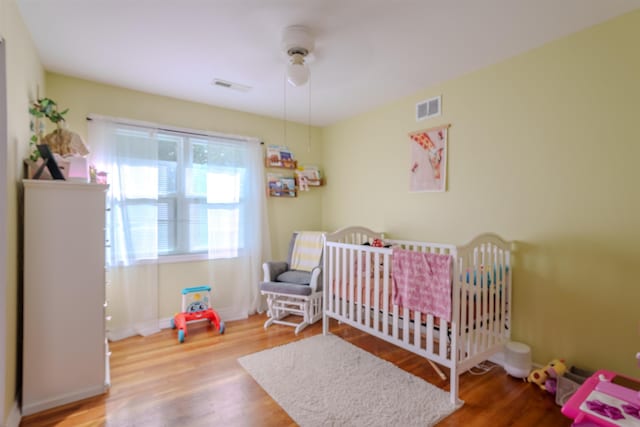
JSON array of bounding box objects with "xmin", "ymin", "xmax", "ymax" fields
[{"xmin": 170, "ymin": 285, "xmax": 225, "ymax": 343}]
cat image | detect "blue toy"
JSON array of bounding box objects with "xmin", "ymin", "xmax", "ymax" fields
[{"xmin": 170, "ymin": 286, "xmax": 225, "ymax": 343}]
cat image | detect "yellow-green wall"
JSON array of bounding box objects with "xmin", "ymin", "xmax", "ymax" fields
[
  {"xmin": 0, "ymin": 0, "xmax": 45, "ymax": 421},
  {"xmin": 46, "ymin": 73, "xmax": 324, "ymax": 325},
  {"xmin": 7, "ymin": 6, "xmax": 640, "ymax": 418},
  {"xmin": 322, "ymin": 10, "xmax": 640, "ymax": 375}
]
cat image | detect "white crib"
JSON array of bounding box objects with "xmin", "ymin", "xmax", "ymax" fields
[{"xmin": 322, "ymin": 226, "xmax": 513, "ymax": 404}]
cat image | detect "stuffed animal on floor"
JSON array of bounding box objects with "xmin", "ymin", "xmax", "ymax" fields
[
  {"xmin": 527, "ymin": 359, "xmax": 568, "ymax": 394},
  {"xmin": 544, "ymin": 359, "xmax": 568, "ymax": 395},
  {"xmin": 527, "ymin": 367, "xmax": 548, "ymax": 390}
]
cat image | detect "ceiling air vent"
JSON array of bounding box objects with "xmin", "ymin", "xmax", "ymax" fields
[
  {"xmin": 416, "ymin": 96, "xmax": 441, "ymax": 121},
  {"xmin": 211, "ymin": 78, "xmax": 251, "ymax": 92}
]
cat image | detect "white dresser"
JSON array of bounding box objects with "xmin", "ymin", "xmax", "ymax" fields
[{"xmin": 22, "ymin": 179, "xmax": 110, "ymax": 416}]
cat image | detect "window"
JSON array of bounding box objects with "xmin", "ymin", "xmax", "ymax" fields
[{"xmin": 108, "ymin": 125, "xmax": 252, "ymax": 262}]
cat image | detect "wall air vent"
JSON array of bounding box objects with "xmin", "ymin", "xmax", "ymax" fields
[
  {"xmin": 416, "ymin": 95, "xmax": 441, "ymax": 121},
  {"xmin": 211, "ymin": 78, "xmax": 252, "ymax": 92}
]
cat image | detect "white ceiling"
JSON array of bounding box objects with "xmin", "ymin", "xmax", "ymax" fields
[{"xmin": 17, "ymin": 0, "xmax": 640, "ymax": 126}]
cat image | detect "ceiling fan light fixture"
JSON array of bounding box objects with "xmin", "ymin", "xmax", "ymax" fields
[
  {"xmin": 281, "ymin": 25, "xmax": 314, "ymax": 87},
  {"xmin": 287, "ymin": 53, "xmax": 309, "ymax": 86}
]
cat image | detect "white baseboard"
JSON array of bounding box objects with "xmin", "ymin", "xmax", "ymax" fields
[
  {"xmin": 160, "ymin": 307, "xmax": 248, "ymax": 329},
  {"xmin": 109, "ymin": 309, "xmax": 248, "ymax": 341},
  {"xmin": 107, "ymin": 321, "xmax": 164, "ymax": 341},
  {"xmin": 4, "ymin": 400, "xmax": 20, "ymax": 427},
  {"xmin": 107, "ymin": 326, "xmax": 137, "ymax": 341},
  {"xmin": 209, "ymin": 307, "xmax": 249, "ymax": 323},
  {"xmin": 489, "ymin": 350, "xmax": 506, "ymax": 367},
  {"xmin": 489, "ymin": 349, "xmax": 542, "ymax": 375},
  {"xmin": 159, "ymin": 317, "xmax": 173, "ymax": 329},
  {"xmin": 22, "ymin": 385, "xmax": 107, "ymax": 417}
]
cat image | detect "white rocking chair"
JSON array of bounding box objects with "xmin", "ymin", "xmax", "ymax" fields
[{"xmin": 259, "ymin": 232, "xmax": 323, "ymax": 335}]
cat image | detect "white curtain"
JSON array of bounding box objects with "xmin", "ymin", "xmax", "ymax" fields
[
  {"xmin": 89, "ymin": 119, "xmax": 161, "ymax": 340},
  {"xmin": 207, "ymin": 138, "xmax": 271, "ymax": 317},
  {"xmin": 88, "ymin": 117, "xmax": 270, "ymax": 339}
]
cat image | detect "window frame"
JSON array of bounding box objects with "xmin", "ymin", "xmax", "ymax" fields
[{"xmin": 111, "ymin": 129, "xmax": 245, "ymax": 262}]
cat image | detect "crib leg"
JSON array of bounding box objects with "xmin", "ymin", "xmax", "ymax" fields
[
  {"xmin": 450, "ymin": 364, "xmax": 460, "ymax": 405},
  {"xmin": 428, "ymin": 359, "xmax": 447, "ymax": 381}
]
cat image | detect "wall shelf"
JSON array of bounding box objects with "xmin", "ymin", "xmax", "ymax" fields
[
  {"xmin": 265, "ymin": 159, "xmax": 297, "ymax": 169},
  {"xmin": 264, "ymin": 144, "xmax": 323, "ymax": 197},
  {"xmin": 267, "ymin": 172, "xmax": 296, "ymax": 198},
  {"xmin": 268, "ymin": 188, "xmax": 297, "ymax": 198}
]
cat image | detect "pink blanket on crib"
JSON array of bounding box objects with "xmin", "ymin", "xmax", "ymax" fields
[{"xmin": 392, "ymin": 248, "xmax": 452, "ymax": 322}]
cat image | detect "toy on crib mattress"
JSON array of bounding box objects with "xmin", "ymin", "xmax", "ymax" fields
[
  {"xmin": 364, "ymin": 238, "xmax": 392, "ymax": 248},
  {"xmin": 170, "ymin": 285, "xmax": 225, "ymax": 343}
]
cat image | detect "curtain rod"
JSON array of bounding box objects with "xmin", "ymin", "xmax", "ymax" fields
[{"xmin": 86, "ymin": 115, "xmax": 264, "ymax": 145}]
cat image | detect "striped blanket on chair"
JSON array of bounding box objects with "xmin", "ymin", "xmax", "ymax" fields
[{"xmin": 290, "ymin": 232, "xmax": 324, "ymax": 272}]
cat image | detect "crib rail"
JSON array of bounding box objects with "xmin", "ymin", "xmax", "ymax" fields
[
  {"xmin": 324, "ymin": 241, "xmax": 456, "ymax": 368},
  {"xmin": 322, "ymin": 227, "xmax": 512, "ymax": 404},
  {"xmin": 454, "ymin": 234, "xmax": 512, "ymax": 371}
]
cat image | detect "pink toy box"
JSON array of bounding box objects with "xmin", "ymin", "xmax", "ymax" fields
[{"xmin": 562, "ymin": 369, "xmax": 640, "ymax": 426}]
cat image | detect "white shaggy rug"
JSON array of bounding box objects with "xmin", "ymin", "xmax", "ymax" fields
[{"xmin": 238, "ymin": 334, "xmax": 461, "ymax": 426}]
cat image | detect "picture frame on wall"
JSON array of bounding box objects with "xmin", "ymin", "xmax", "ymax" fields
[{"xmin": 408, "ymin": 124, "xmax": 449, "ymax": 192}]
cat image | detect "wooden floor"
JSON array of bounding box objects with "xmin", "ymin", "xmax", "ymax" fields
[{"xmin": 20, "ymin": 314, "xmax": 571, "ymax": 427}]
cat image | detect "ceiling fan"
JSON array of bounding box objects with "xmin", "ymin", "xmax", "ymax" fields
[{"xmin": 281, "ymin": 25, "xmax": 315, "ymax": 87}]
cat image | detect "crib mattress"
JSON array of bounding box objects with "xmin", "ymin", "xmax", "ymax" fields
[{"xmin": 329, "ymin": 278, "xmax": 506, "ymax": 328}]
